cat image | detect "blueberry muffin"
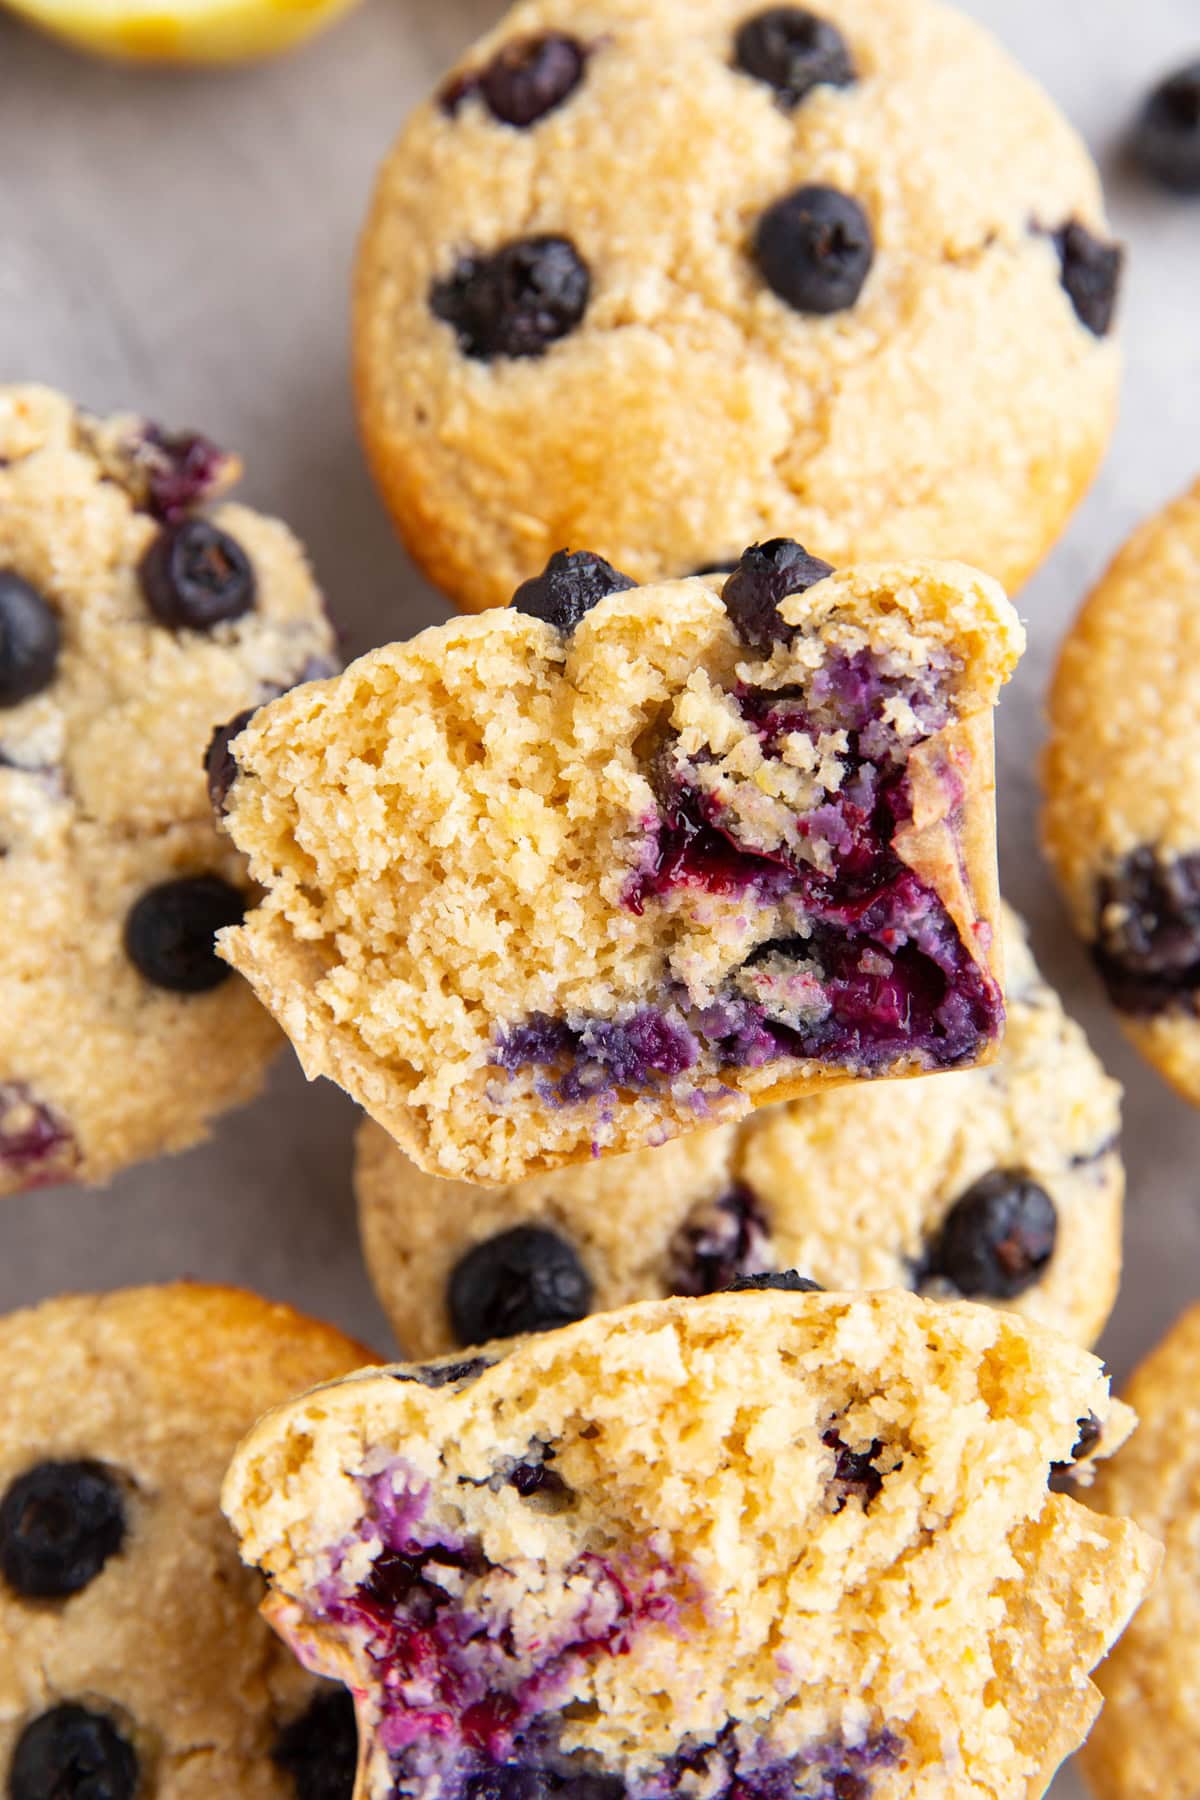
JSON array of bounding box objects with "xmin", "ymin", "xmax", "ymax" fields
[
  {"xmin": 216, "ymin": 546, "xmax": 1023, "ymax": 1183},
  {"xmin": 223, "ymin": 1290, "xmax": 1157, "ymax": 1800},
  {"xmin": 0, "ymin": 384, "xmax": 337, "ymax": 1195},
  {"xmin": 1079, "ymin": 1304, "xmax": 1200, "ymax": 1800},
  {"xmin": 0, "ymin": 1283, "xmax": 373, "ymax": 1799},
  {"xmin": 356, "ymin": 904, "xmax": 1123, "ymax": 1356},
  {"xmin": 1043, "ymin": 478, "xmax": 1200, "ymax": 1105},
  {"xmin": 353, "ymin": 0, "xmax": 1123, "ymax": 614}
]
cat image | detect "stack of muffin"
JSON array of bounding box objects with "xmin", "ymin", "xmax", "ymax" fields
[{"xmin": 4, "ymin": 3, "xmax": 1200, "ymax": 1797}]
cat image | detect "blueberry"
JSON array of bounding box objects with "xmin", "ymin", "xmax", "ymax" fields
[
  {"xmin": 137, "ymin": 426, "xmax": 232, "ymax": 523},
  {"xmin": 1134, "ymin": 61, "xmax": 1200, "ymax": 193},
  {"xmin": 138, "ymin": 519, "xmax": 256, "ymax": 631},
  {"xmin": 9, "ymin": 1704, "xmax": 139, "ymax": 1800},
  {"xmin": 1, "ymin": 1461, "xmax": 127, "ymax": 1600},
  {"xmin": 823, "ymin": 1429, "xmax": 884, "ymax": 1510},
  {"xmin": 449, "ymin": 1226, "xmax": 593, "ymax": 1345},
  {"xmin": 204, "ymin": 708, "xmax": 256, "ymax": 814},
  {"xmin": 432, "ymin": 237, "xmax": 591, "ymax": 361},
  {"xmin": 726, "ymin": 1270, "xmax": 823, "ymax": 1293},
  {"xmin": 123, "ymin": 874, "xmax": 245, "ymax": 993},
  {"xmin": 666, "ymin": 1185, "xmax": 773, "ymax": 1297},
  {"xmin": 721, "ymin": 538, "xmax": 834, "ymax": 653},
  {"xmin": 0, "ymin": 571, "xmax": 60, "ymax": 708},
  {"xmin": 475, "ymin": 33, "xmax": 588, "ymax": 128},
  {"xmin": 1051, "ymin": 221, "xmax": 1123, "ymax": 338},
  {"xmin": 272, "ymin": 1687, "xmax": 358, "ymax": 1800},
  {"xmin": 1093, "ymin": 848, "xmax": 1200, "ymax": 1015},
  {"xmin": 734, "ymin": 8, "xmax": 855, "ymax": 109},
  {"xmin": 754, "ymin": 186, "xmax": 874, "ymax": 314},
  {"xmin": 512, "ymin": 550, "xmax": 637, "ymax": 633},
  {"xmin": 927, "ymin": 1171, "xmax": 1057, "ymax": 1300},
  {"xmin": 392, "ymin": 1357, "xmax": 494, "ymax": 1389}
]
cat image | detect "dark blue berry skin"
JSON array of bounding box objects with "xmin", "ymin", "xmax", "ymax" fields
[
  {"xmin": 1051, "ymin": 222, "xmax": 1123, "ymax": 338},
  {"xmin": 272, "ymin": 1687, "xmax": 358, "ymax": 1800},
  {"xmin": 139, "ymin": 518, "xmax": 256, "ymax": 631},
  {"xmin": 721, "ymin": 539, "xmax": 835, "ymax": 653},
  {"xmin": 927, "ymin": 1170, "xmax": 1057, "ymax": 1300},
  {"xmin": 727, "ymin": 1270, "xmax": 823, "ymax": 1294},
  {"xmin": 0, "ymin": 571, "xmax": 60, "ymax": 708},
  {"xmin": 448, "ymin": 1226, "xmax": 593, "ymax": 1345},
  {"xmin": 443, "ymin": 33, "xmax": 588, "ymax": 128},
  {"xmin": 392, "ymin": 1357, "xmax": 495, "ymax": 1390},
  {"xmin": 204, "ymin": 709, "xmax": 256, "ymax": 814},
  {"xmin": 512, "ymin": 551, "xmax": 637, "ymax": 633},
  {"xmin": 754, "ymin": 186, "xmax": 874, "ymax": 315},
  {"xmin": 9, "ymin": 1703, "xmax": 139, "ymax": 1800},
  {"xmin": 734, "ymin": 8, "xmax": 856, "ymax": 109},
  {"xmin": 123, "ymin": 875, "xmax": 245, "ymax": 994},
  {"xmin": 0, "ymin": 1460, "xmax": 127, "ymax": 1600},
  {"xmin": 432, "ymin": 238, "xmax": 591, "ymax": 361},
  {"xmin": 1093, "ymin": 848, "xmax": 1200, "ymax": 1016},
  {"xmin": 1134, "ymin": 62, "xmax": 1200, "ymax": 194},
  {"xmin": 666, "ymin": 1186, "xmax": 772, "ymax": 1297}
]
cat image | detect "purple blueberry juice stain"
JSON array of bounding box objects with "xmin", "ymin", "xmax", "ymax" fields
[
  {"xmin": 648, "ymin": 1722, "xmax": 901, "ymax": 1800},
  {"xmin": 0, "ymin": 1084, "xmax": 75, "ymax": 1187}
]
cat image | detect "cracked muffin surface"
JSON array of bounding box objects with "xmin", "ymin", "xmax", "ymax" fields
[
  {"xmin": 0, "ymin": 1283, "xmax": 372, "ymax": 1799},
  {"xmin": 217, "ymin": 552, "xmax": 1022, "ymax": 1183},
  {"xmin": 354, "ymin": 0, "xmax": 1122, "ymax": 613},
  {"xmin": 0, "ymin": 384, "xmax": 337, "ymax": 1195},
  {"xmin": 357, "ymin": 903, "xmax": 1124, "ymax": 1357},
  {"xmin": 223, "ymin": 1290, "xmax": 1157, "ymax": 1800}
]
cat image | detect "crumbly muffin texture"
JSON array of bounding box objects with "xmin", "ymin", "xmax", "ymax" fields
[
  {"xmin": 1043, "ymin": 478, "xmax": 1200, "ymax": 1106},
  {"xmin": 222, "ymin": 1291, "xmax": 1156, "ymax": 1800},
  {"xmin": 1080, "ymin": 1304, "xmax": 1200, "ymax": 1800},
  {"xmin": 356, "ymin": 904, "xmax": 1123, "ymax": 1357},
  {"xmin": 0, "ymin": 384, "xmax": 337, "ymax": 1195},
  {"xmin": 354, "ymin": 0, "xmax": 1122, "ymax": 614},
  {"xmin": 0, "ymin": 1283, "xmax": 372, "ymax": 1799},
  {"xmin": 218, "ymin": 552, "xmax": 1022, "ymax": 1183}
]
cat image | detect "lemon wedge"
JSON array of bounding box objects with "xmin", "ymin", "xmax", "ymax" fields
[{"xmin": 4, "ymin": 0, "xmax": 362, "ymax": 64}]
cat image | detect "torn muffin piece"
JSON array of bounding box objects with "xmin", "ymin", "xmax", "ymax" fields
[
  {"xmin": 222, "ymin": 1290, "xmax": 1156, "ymax": 1800},
  {"xmin": 217, "ymin": 545, "xmax": 1022, "ymax": 1182}
]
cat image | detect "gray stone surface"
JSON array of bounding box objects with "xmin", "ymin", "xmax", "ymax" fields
[{"xmin": 2, "ymin": 3, "xmax": 1198, "ymax": 1789}]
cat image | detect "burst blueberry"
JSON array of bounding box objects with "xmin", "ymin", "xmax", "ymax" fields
[
  {"xmin": 139, "ymin": 518, "xmax": 256, "ymax": 630},
  {"xmin": 721, "ymin": 538, "xmax": 834, "ymax": 653},
  {"xmin": 727, "ymin": 1270, "xmax": 823, "ymax": 1294},
  {"xmin": 123, "ymin": 874, "xmax": 245, "ymax": 993},
  {"xmin": 0, "ymin": 570, "xmax": 60, "ymax": 708},
  {"xmin": 432, "ymin": 237, "xmax": 591, "ymax": 361},
  {"xmin": 754, "ymin": 186, "xmax": 874, "ymax": 315},
  {"xmin": 449, "ymin": 1226, "xmax": 593, "ymax": 1345},
  {"xmin": 1093, "ymin": 847, "xmax": 1200, "ymax": 1015},
  {"xmin": 666, "ymin": 1186, "xmax": 773, "ymax": 1296},
  {"xmin": 204, "ymin": 708, "xmax": 256, "ymax": 814},
  {"xmin": 512, "ymin": 550, "xmax": 637, "ymax": 633},
  {"xmin": 468, "ymin": 32, "xmax": 588, "ymax": 128},
  {"xmin": 1134, "ymin": 61, "xmax": 1200, "ymax": 193},
  {"xmin": 1051, "ymin": 221, "xmax": 1123, "ymax": 337},
  {"xmin": 927, "ymin": 1170, "xmax": 1057, "ymax": 1300},
  {"xmin": 734, "ymin": 8, "xmax": 856, "ymax": 109},
  {"xmin": 0, "ymin": 1459, "xmax": 127, "ymax": 1599}
]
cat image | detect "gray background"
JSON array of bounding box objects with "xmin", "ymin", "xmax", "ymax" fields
[{"xmin": 1, "ymin": 3, "xmax": 1197, "ymax": 1791}]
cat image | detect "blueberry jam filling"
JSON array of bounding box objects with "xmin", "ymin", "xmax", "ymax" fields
[
  {"xmin": 139, "ymin": 517, "xmax": 256, "ymax": 631},
  {"xmin": 123, "ymin": 873, "xmax": 246, "ymax": 993},
  {"xmin": 665, "ymin": 1185, "xmax": 773, "ymax": 1296},
  {"xmin": 1134, "ymin": 61, "xmax": 1200, "ymax": 193},
  {"xmin": 925, "ymin": 1171, "xmax": 1057, "ymax": 1301},
  {"xmin": 0, "ymin": 1084, "xmax": 75, "ymax": 1183},
  {"xmin": 0, "ymin": 570, "xmax": 60, "ymax": 708},
  {"xmin": 512, "ymin": 551, "xmax": 637, "ymax": 634},
  {"xmin": 1049, "ymin": 221, "xmax": 1123, "ymax": 338},
  {"xmin": 1092, "ymin": 847, "xmax": 1200, "ymax": 1016},
  {"xmin": 316, "ymin": 1461, "xmax": 687, "ymax": 1796},
  {"xmin": 1, "ymin": 1459, "xmax": 127, "ymax": 1599},
  {"xmin": 442, "ymin": 33, "xmax": 588, "ymax": 128},
  {"xmin": 272, "ymin": 1687, "xmax": 359, "ymax": 1800},
  {"xmin": 494, "ymin": 628, "xmax": 1000, "ymax": 1103},
  {"xmin": 754, "ymin": 186, "xmax": 874, "ymax": 315},
  {"xmin": 721, "ymin": 539, "xmax": 835, "ymax": 655},
  {"xmin": 449, "ymin": 1226, "xmax": 593, "ymax": 1346},
  {"xmin": 9, "ymin": 1703, "xmax": 139, "ymax": 1800},
  {"xmin": 734, "ymin": 8, "xmax": 856, "ymax": 110},
  {"xmin": 432, "ymin": 238, "xmax": 591, "ymax": 361}
]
